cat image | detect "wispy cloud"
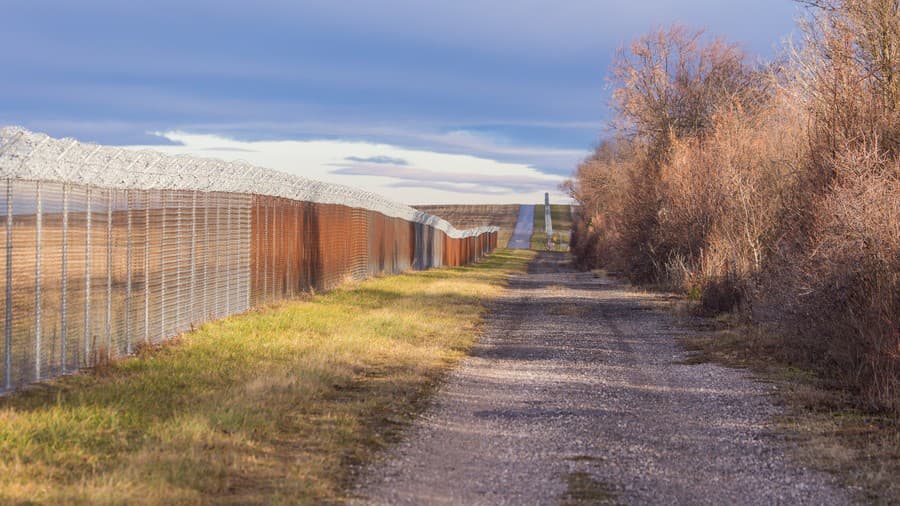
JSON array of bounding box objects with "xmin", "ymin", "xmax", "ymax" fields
[
  {"xmin": 345, "ymin": 155, "xmax": 409, "ymax": 165},
  {"xmin": 124, "ymin": 131, "xmax": 569, "ymax": 205},
  {"xmin": 160, "ymin": 121, "xmax": 594, "ymax": 176},
  {"xmin": 331, "ymin": 162, "xmax": 556, "ymax": 194}
]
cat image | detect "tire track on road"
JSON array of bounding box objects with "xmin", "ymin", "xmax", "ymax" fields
[{"xmin": 352, "ymin": 252, "xmax": 852, "ymax": 505}]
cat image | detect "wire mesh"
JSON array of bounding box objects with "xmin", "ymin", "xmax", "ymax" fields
[{"xmin": 0, "ymin": 127, "xmax": 498, "ymax": 393}]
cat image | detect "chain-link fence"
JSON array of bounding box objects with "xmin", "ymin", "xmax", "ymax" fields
[{"xmin": 0, "ymin": 127, "xmax": 498, "ymax": 393}]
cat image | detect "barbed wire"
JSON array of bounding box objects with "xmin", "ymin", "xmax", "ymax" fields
[{"xmin": 0, "ymin": 127, "xmax": 498, "ymax": 239}]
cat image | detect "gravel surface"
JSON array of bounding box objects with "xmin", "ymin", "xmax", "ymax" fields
[
  {"xmin": 352, "ymin": 252, "xmax": 853, "ymax": 505},
  {"xmin": 507, "ymin": 205, "xmax": 534, "ymax": 249}
]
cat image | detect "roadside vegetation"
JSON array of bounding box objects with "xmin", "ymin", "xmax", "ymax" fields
[
  {"xmin": 531, "ymin": 204, "xmax": 573, "ymax": 250},
  {"xmin": 566, "ymin": 0, "xmax": 897, "ymax": 412},
  {"xmin": 565, "ymin": 0, "xmax": 897, "ymax": 498},
  {"xmin": 0, "ymin": 249, "xmax": 534, "ymax": 505},
  {"xmin": 680, "ymin": 323, "xmax": 899, "ymax": 502}
]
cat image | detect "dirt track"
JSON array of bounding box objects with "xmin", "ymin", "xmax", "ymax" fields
[
  {"xmin": 507, "ymin": 205, "xmax": 534, "ymax": 249},
  {"xmin": 352, "ymin": 252, "xmax": 852, "ymax": 505}
]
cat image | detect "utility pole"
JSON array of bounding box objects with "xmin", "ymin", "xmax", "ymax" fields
[
  {"xmin": 544, "ymin": 192, "xmax": 553, "ymax": 249},
  {"xmin": 544, "ymin": 192, "xmax": 552, "ymax": 235}
]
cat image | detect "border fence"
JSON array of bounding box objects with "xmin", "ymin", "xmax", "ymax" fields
[{"xmin": 0, "ymin": 127, "xmax": 498, "ymax": 393}]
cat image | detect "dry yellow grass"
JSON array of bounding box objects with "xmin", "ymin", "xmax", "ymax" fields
[
  {"xmin": 680, "ymin": 326, "xmax": 900, "ymax": 503},
  {"xmin": 0, "ymin": 248, "xmax": 535, "ymax": 505}
]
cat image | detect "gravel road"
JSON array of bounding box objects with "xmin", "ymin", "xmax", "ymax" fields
[
  {"xmin": 352, "ymin": 252, "xmax": 852, "ymax": 505},
  {"xmin": 507, "ymin": 205, "xmax": 534, "ymax": 249}
]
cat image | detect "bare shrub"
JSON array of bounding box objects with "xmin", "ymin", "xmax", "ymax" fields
[
  {"xmin": 793, "ymin": 0, "xmax": 898, "ymax": 164},
  {"xmin": 610, "ymin": 25, "xmax": 763, "ymax": 158},
  {"xmin": 660, "ymin": 89, "xmax": 806, "ymax": 308},
  {"xmin": 567, "ymin": 0, "xmax": 899, "ymax": 410},
  {"xmin": 606, "ymin": 25, "xmax": 766, "ymax": 284},
  {"xmin": 757, "ymin": 0, "xmax": 899, "ymax": 410},
  {"xmin": 771, "ymin": 145, "xmax": 899, "ymax": 410},
  {"xmin": 567, "ymin": 139, "xmax": 633, "ymax": 272}
]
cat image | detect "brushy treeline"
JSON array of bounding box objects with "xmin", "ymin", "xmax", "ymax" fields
[{"xmin": 566, "ymin": 0, "xmax": 898, "ymax": 411}]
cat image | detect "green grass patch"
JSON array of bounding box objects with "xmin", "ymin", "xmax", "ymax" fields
[
  {"xmin": 531, "ymin": 204, "xmax": 573, "ymax": 250},
  {"xmin": 0, "ymin": 249, "xmax": 535, "ymax": 505}
]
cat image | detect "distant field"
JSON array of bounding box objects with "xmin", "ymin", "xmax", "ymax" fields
[
  {"xmin": 415, "ymin": 205, "xmax": 521, "ymax": 248},
  {"xmin": 531, "ymin": 204, "xmax": 573, "ymax": 250}
]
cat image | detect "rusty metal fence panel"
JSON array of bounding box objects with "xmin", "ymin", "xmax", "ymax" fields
[
  {"xmin": 248, "ymin": 199, "xmax": 440, "ymax": 304},
  {"xmin": 0, "ymin": 127, "xmax": 497, "ymax": 393}
]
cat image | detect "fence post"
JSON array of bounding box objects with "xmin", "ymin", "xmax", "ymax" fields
[
  {"xmin": 296, "ymin": 202, "xmax": 306, "ymax": 292},
  {"xmin": 286, "ymin": 202, "xmax": 292, "ymax": 296},
  {"xmin": 263, "ymin": 201, "xmax": 268, "ymax": 302},
  {"xmin": 144, "ymin": 194, "xmax": 150, "ymax": 344},
  {"xmin": 34, "ymin": 181, "xmax": 42, "ymax": 380},
  {"xmin": 175, "ymin": 193, "xmax": 181, "ymax": 333},
  {"xmin": 190, "ymin": 191, "xmax": 197, "ymax": 325},
  {"xmin": 5, "ymin": 180, "xmax": 12, "ymax": 389},
  {"xmin": 106, "ymin": 190, "xmax": 112, "ymax": 359},
  {"xmin": 84, "ymin": 187, "xmax": 91, "ymax": 365},
  {"xmin": 277, "ymin": 201, "xmax": 282, "ymax": 298},
  {"xmin": 271, "ymin": 200, "xmax": 277, "ymax": 299},
  {"xmin": 221, "ymin": 196, "xmax": 227, "ymax": 315},
  {"xmin": 243, "ymin": 195, "xmax": 250, "ymax": 311},
  {"xmin": 61, "ymin": 184, "xmax": 68, "ymax": 372},
  {"xmin": 203, "ymin": 192, "xmax": 209, "ymax": 319},
  {"xmin": 125, "ymin": 190, "xmax": 132, "ymax": 354},
  {"xmin": 160, "ymin": 193, "xmax": 166, "ymax": 340}
]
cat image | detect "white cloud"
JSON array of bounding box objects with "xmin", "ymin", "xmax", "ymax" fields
[
  {"xmin": 126, "ymin": 131, "xmax": 571, "ymax": 205},
  {"xmin": 160, "ymin": 121, "xmax": 594, "ymax": 174}
]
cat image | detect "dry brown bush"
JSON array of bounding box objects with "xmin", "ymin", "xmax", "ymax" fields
[
  {"xmin": 765, "ymin": 145, "xmax": 899, "ymax": 411},
  {"xmin": 605, "ymin": 25, "xmax": 767, "ymax": 284},
  {"xmin": 566, "ymin": 139, "xmax": 632, "ymax": 271},
  {"xmin": 793, "ymin": 0, "xmax": 898, "ymax": 163},
  {"xmin": 658, "ymin": 90, "xmax": 807, "ymax": 302},
  {"xmin": 758, "ymin": 0, "xmax": 899, "ymax": 409},
  {"xmin": 610, "ymin": 25, "xmax": 763, "ymax": 158}
]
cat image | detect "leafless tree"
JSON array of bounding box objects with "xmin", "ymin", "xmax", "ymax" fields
[{"xmin": 609, "ymin": 25, "xmax": 763, "ymax": 160}]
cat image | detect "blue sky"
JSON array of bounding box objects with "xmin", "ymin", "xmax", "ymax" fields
[{"xmin": 1, "ymin": 1, "xmax": 799, "ymax": 203}]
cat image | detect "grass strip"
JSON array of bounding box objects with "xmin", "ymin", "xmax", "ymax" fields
[
  {"xmin": 0, "ymin": 248, "xmax": 535, "ymax": 505},
  {"xmin": 531, "ymin": 204, "xmax": 573, "ymax": 250}
]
